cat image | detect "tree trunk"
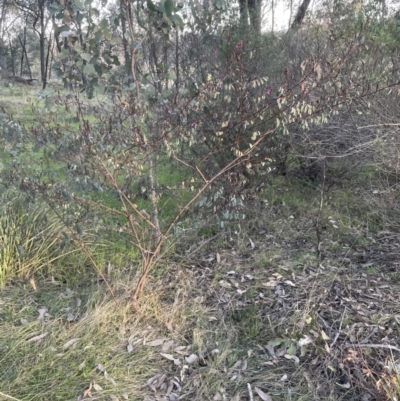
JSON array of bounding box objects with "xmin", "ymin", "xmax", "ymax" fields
[
  {"xmin": 19, "ymin": 28, "xmax": 26, "ymax": 76},
  {"xmin": 248, "ymin": 0, "xmax": 262, "ymax": 34},
  {"xmin": 39, "ymin": 0, "xmax": 47, "ymax": 89},
  {"xmin": 120, "ymin": 0, "xmax": 130, "ymax": 73},
  {"xmin": 18, "ymin": 30, "xmax": 32, "ymax": 79},
  {"xmin": 290, "ymin": 0, "xmax": 312, "ymax": 30},
  {"xmin": 44, "ymin": 40, "xmax": 51, "ymax": 85},
  {"xmin": 271, "ymin": 0, "xmax": 275, "ymax": 32},
  {"xmin": 8, "ymin": 35, "xmax": 15, "ymax": 76},
  {"xmin": 240, "ymin": 0, "xmax": 262, "ymax": 34},
  {"xmin": 239, "ymin": 0, "xmax": 249, "ymax": 28},
  {"xmin": 0, "ymin": 0, "xmax": 7, "ymax": 70}
]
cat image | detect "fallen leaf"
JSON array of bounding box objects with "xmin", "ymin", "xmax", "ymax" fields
[
  {"xmin": 37, "ymin": 307, "xmax": 48, "ymax": 320},
  {"xmin": 265, "ymin": 344, "xmax": 275, "ymax": 356},
  {"xmin": 26, "ymin": 332, "xmax": 48, "ymax": 343},
  {"xmin": 147, "ymin": 373, "xmax": 167, "ymax": 391},
  {"xmin": 121, "ymin": 393, "xmax": 129, "ymax": 400},
  {"xmin": 280, "ymin": 374, "xmax": 288, "ymax": 381},
  {"xmin": 231, "ymin": 359, "xmax": 247, "ymax": 371},
  {"xmin": 97, "ymin": 364, "xmax": 105, "ymax": 372},
  {"xmin": 284, "ymin": 354, "xmax": 300, "ymax": 364},
  {"xmin": 214, "ymin": 391, "xmax": 223, "ymax": 401},
  {"xmin": 93, "ymin": 383, "xmax": 103, "ymax": 392},
  {"xmin": 283, "ymin": 280, "xmax": 295, "ymax": 287},
  {"xmin": 66, "ymin": 313, "xmax": 75, "ymax": 322},
  {"xmin": 63, "ymin": 338, "xmax": 80, "ymax": 350},
  {"xmin": 297, "ymin": 336, "xmax": 313, "ymax": 347},
  {"xmin": 276, "ymin": 347, "xmax": 286, "ymax": 357},
  {"xmin": 160, "ymin": 353, "xmax": 181, "ymax": 365},
  {"xmin": 146, "ymin": 338, "xmax": 165, "ymax": 347},
  {"xmin": 30, "ymin": 278, "xmax": 37, "ymax": 291},
  {"xmin": 216, "ymin": 253, "xmax": 221, "ymax": 263},
  {"xmin": 127, "ymin": 343, "xmax": 134, "ymax": 353},
  {"xmin": 254, "ymin": 387, "xmax": 272, "ymax": 401},
  {"xmin": 321, "ymin": 330, "xmax": 330, "ymax": 341},
  {"xmin": 104, "ymin": 371, "xmax": 117, "ymax": 385},
  {"xmin": 162, "ymin": 340, "xmax": 174, "ymax": 352},
  {"xmin": 185, "ymin": 354, "xmax": 198, "ymax": 364},
  {"xmin": 219, "ymin": 280, "xmax": 231, "ymax": 288},
  {"xmin": 249, "ymin": 238, "xmax": 255, "ymax": 249},
  {"xmin": 83, "ymin": 382, "xmax": 93, "ymax": 397},
  {"xmin": 174, "ymin": 345, "xmax": 188, "ymax": 355}
]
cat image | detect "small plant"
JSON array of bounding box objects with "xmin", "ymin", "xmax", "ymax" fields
[{"xmin": 0, "ymin": 199, "xmax": 68, "ymax": 286}]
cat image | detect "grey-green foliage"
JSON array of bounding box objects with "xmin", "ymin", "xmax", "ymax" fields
[{"xmin": 0, "ymin": 113, "xmax": 22, "ymax": 142}]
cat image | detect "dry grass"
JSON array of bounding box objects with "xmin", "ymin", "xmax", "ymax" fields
[{"xmin": 1, "ymin": 173, "xmax": 400, "ymax": 401}]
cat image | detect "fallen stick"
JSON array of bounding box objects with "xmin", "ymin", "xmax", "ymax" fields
[{"xmin": 345, "ymin": 343, "xmax": 400, "ymax": 352}]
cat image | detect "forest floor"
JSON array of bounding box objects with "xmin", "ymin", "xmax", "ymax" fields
[{"xmin": 1, "ymin": 83, "xmax": 400, "ymax": 401}]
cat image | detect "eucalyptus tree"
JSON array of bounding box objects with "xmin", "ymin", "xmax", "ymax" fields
[{"xmin": 13, "ymin": 0, "xmax": 53, "ymax": 87}]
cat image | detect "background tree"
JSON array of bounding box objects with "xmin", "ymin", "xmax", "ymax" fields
[{"xmin": 13, "ymin": 0, "xmax": 52, "ymax": 87}]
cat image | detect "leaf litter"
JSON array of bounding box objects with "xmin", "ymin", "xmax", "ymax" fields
[{"xmin": 4, "ymin": 189, "xmax": 400, "ymax": 401}]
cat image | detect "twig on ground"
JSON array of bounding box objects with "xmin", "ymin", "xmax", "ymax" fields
[
  {"xmin": 331, "ymin": 307, "xmax": 346, "ymax": 347},
  {"xmin": 0, "ymin": 391, "xmax": 22, "ymax": 401},
  {"xmin": 185, "ymin": 233, "xmax": 222, "ymax": 257},
  {"xmin": 345, "ymin": 343, "xmax": 400, "ymax": 352},
  {"xmin": 247, "ymin": 383, "xmax": 254, "ymax": 401}
]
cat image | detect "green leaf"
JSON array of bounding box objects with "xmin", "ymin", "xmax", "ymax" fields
[
  {"xmin": 158, "ymin": 0, "xmax": 166, "ymax": 12},
  {"xmin": 83, "ymin": 64, "xmax": 96, "ymax": 75},
  {"xmin": 94, "ymin": 64, "xmax": 103, "ymax": 75},
  {"xmin": 268, "ymin": 338, "xmax": 284, "ymax": 347},
  {"xmin": 110, "ymin": 37, "xmax": 122, "ymax": 45},
  {"xmin": 99, "ymin": 19, "xmax": 108, "ymax": 29},
  {"xmin": 165, "ymin": 0, "xmax": 174, "ymax": 17},
  {"xmin": 80, "ymin": 53, "xmax": 91, "ymax": 61},
  {"xmin": 94, "ymin": 30, "xmax": 103, "ymax": 42},
  {"xmin": 74, "ymin": 0, "xmax": 84, "ymax": 9},
  {"xmin": 287, "ymin": 343, "xmax": 297, "ymax": 356},
  {"xmin": 60, "ymin": 49, "xmax": 70, "ymax": 58},
  {"xmin": 75, "ymin": 224, "xmax": 82, "ymax": 235},
  {"xmin": 171, "ymin": 14, "xmax": 184, "ymax": 28},
  {"xmin": 147, "ymin": 0, "xmax": 157, "ymax": 12},
  {"xmin": 215, "ymin": 0, "xmax": 224, "ymax": 9},
  {"xmin": 104, "ymin": 27, "xmax": 112, "ymax": 40}
]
